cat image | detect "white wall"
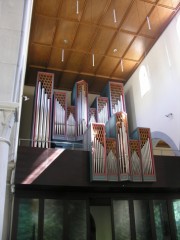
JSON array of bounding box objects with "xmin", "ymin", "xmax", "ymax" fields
[
  {"xmin": 0, "ymin": 1, "xmax": 34, "ymax": 239},
  {"xmin": 125, "ymin": 11, "xmax": 180, "ymax": 154},
  {"xmin": 0, "ymin": 0, "xmax": 24, "ymax": 102}
]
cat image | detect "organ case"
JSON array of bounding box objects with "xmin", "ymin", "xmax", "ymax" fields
[
  {"xmin": 106, "ymin": 138, "xmax": 118, "ymax": 181},
  {"xmin": 131, "ymin": 127, "xmax": 156, "ymax": 181},
  {"xmin": 101, "ymin": 81, "xmax": 126, "ymax": 116},
  {"xmin": 106, "ymin": 112, "xmax": 131, "ymax": 181},
  {"xmin": 31, "ymin": 72, "xmax": 54, "ymax": 148},
  {"xmin": 71, "ymin": 80, "xmax": 88, "ymax": 140},
  {"xmin": 83, "ymin": 123, "xmax": 107, "ymax": 181}
]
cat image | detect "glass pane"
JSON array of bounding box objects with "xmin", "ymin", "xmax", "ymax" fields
[
  {"xmin": 153, "ymin": 200, "xmax": 171, "ymax": 240},
  {"xmin": 43, "ymin": 199, "xmax": 64, "ymax": 240},
  {"xmin": 90, "ymin": 206, "xmax": 112, "ymax": 240},
  {"xmin": 66, "ymin": 200, "xmax": 87, "ymax": 240},
  {"xmin": 17, "ymin": 199, "xmax": 39, "ymax": 240},
  {"xmin": 173, "ymin": 200, "xmax": 180, "ymax": 239},
  {"xmin": 113, "ymin": 200, "xmax": 131, "ymax": 240},
  {"xmin": 134, "ymin": 200, "xmax": 152, "ymax": 240}
]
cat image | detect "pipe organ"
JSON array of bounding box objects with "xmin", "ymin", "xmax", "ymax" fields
[
  {"xmin": 91, "ymin": 96, "xmax": 109, "ymax": 124},
  {"xmin": 31, "ymin": 72, "xmax": 156, "ymax": 182},
  {"xmin": 129, "ymin": 140, "xmax": 143, "ymax": 182},
  {"xmin": 101, "ymin": 81, "xmax": 126, "ymax": 116},
  {"xmin": 106, "ymin": 138, "xmax": 118, "ymax": 181},
  {"xmin": 71, "ymin": 80, "xmax": 88, "ymax": 139},
  {"xmin": 106, "ymin": 112, "xmax": 131, "ymax": 181},
  {"xmin": 83, "ymin": 123, "xmax": 107, "ymax": 181},
  {"xmin": 31, "ymin": 72, "xmax": 54, "ymax": 148},
  {"xmin": 52, "ymin": 91, "xmax": 67, "ymax": 140},
  {"xmin": 131, "ymin": 128, "xmax": 156, "ymax": 181}
]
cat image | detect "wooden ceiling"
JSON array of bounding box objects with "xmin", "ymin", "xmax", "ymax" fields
[{"xmin": 25, "ymin": 0, "xmax": 180, "ymax": 94}]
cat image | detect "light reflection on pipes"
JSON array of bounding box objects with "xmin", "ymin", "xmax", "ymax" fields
[{"xmin": 22, "ymin": 149, "xmax": 64, "ymax": 184}]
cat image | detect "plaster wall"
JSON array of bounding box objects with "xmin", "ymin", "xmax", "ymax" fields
[{"xmin": 125, "ymin": 11, "xmax": 180, "ymax": 153}]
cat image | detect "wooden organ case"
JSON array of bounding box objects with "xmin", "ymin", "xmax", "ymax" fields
[{"xmin": 31, "ymin": 72, "xmax": 54, "ymax": 148}]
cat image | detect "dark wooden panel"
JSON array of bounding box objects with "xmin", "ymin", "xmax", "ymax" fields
[{"xmin": 15, "ymin": 146, "xmax": 180, "ymax": 193}]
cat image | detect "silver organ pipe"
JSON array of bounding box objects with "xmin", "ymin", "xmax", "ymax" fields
[
  {"xmin": 33, "ymin": 81, "xmax": 41, "ymax": 147},
  {"xmin": 42, "ymin": 93, "xmax": 47, "ymax": 148},
  {"xmin": 91, "ymin": 97, "xmax": 109, "ymax": 124},
  {"xmin": 45, "ymin": 99, "xmax": 50, "ymax": 148},
  {"xmin": 37, "ymin": 87, "xmax": 45, "ymax": 148}
]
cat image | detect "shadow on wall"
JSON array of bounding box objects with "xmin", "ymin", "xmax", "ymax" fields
[
  {"xmin": 125, "ymin": 86, "xmax": 137, "ymax": 135},
  {"xmin": 151, "ymin": 131, "xmax": 179, "ymax": 156}
]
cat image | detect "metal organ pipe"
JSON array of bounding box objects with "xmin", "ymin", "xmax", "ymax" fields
[
  {"xmin": 107, "ymin": 150, "xmax": 116, "ymax": 174},
  {"xmin": 131, "ymin": 151, "xmax": 141, "ymax": 174},
  {"xmin": 42, "ymin": 93, "xmax": 47, "ymax": 148},
  {"xmin": 141, "ymin": 138, "xmax": 153, "ymax": 175},
  {"xmin": 112, "ymin": 95, "xmax": 124, "ymax": 115},
  {"xmin": 46, "ymin": 99, "xmax": 50, "ymax": 148},
  {"xmin": 33, "ymin": 81, "xmax": 41, "ymax": 147},
  {"xmin": 38, "ymin": 87, "xmax": 45, "ymax": 148},
  {"xmin": 77, "ymin": 84, "xmax": 88, "ymax": 136}
]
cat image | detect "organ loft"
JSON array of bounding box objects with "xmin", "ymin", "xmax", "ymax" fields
[{"xmin": 31, "ymin": 71, "xmax": 156, "ymax": 182}]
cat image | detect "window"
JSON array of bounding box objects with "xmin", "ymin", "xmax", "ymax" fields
[{"xmin": 139, "ymin": 65, "xmax": 150, "ymax": 97}]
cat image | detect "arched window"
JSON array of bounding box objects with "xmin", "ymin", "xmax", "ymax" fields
[{"xmin": 139, "ymin": 65, "xmax": 150, "ymax": 97}]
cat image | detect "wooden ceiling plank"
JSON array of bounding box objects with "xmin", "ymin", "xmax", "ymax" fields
[
  {"xmin": 26, "ymin": 0, "xmax": 180, "ymax": 93},
  {"xmin": 30, "ymin": 42, "xmax": 140, "ymax": 62},
  {"xmin": 119, "ymin": 1, "xmax": 157, "ymax": 65},
  {"xmin": 141, "ymin": 0, "xmax": 179, "ymax": 10},
  {"xmin": 59, "ymin": 0, "xmax": 88, "ymax": 76},
  {"xmin": 107, "ymin": 0, "xmax": 157, "ymax": 78},
  {"xmin": 28, "ymin": 64, "xmax": 125, "ymax": 81},
  {"xmin": 46, "ymin": 0, "xmax": 64, "ymax": 68},
  {"xmin": 74, "ymin": 0, "xmax": 113, "ymax": 77},
  {"xmin": 94, "ymin": 0, "xmax": 136, "ymax": 76},
  {"xmin": 35, "ymin": 0, "xmax": 61, "ymax": 16}
]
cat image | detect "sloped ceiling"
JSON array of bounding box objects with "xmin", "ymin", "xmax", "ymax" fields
[{"xmin": 25, "ymin": 0, "xmax": 180, "ymax": 94}]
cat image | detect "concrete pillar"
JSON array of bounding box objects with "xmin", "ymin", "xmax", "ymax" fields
[{"xmin": 0, "ymin": 103, "xmax": 18, "ymax": 240}]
